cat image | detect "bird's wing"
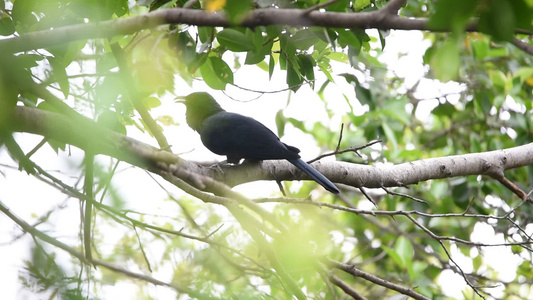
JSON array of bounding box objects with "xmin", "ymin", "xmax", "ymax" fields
[{"xmin": 199, "ymin": 112, "xmax": 300, "ymax": 161}]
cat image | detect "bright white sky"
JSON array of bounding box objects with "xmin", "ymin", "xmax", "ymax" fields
[{"xmin": 0, "ymin": 29, "xmax": 528, "ymax": 299}]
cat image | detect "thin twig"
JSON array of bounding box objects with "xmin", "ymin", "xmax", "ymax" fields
[
  {"xmin": 359, "ymin": 187, "xmax": 377, "ymax": 206},
  {"xmin": 495, "ymin": 176, "xmax": 533, "ymax": 204},
  {"xmin": 228, "ymin": 79, "xmax": 316, "ymax": 97},
  {"xmin": 512, "ymin": 37, "xmax": 533, "ymax": 56},
  {"xmin": 404, "ymin": 214, "xmax": 487, "ymax": 299},
  {"xmin": 0, "ymin": 200, "xmax": 216, "ymax": 300},
  {"xmin": 335, "ymin": 123, "xmax": 344, "ymax": 152},
  {"xmin": 328, "ymin": 273, "xmax": 368, "ymax": 300},
  {"xmin": 329, "ymin": 259, "xmax": 430, "ymax": 300},
  {"xmin": 381, "ymin": 187, "xmax": 428, "ymax": 204},
  {"xmin": 308, "ymin": 140, "xmax": 382, "ymax": 164},
  {"xmin": 133, "ymin": 225, "xmax": 153, "ymax": 272},
  {"xmin": 303, "ymin": 0, "xmax": 341, "ymax": 15}
]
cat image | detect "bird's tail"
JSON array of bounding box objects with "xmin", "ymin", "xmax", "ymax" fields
[{"xmin": 288, "ymin": 158, "xmax": 340, "ymax": 194}]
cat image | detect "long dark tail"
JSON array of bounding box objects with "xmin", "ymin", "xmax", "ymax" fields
[{"xmin": 288, "ymin": 158, "xmax": 340, "ymax": 194}]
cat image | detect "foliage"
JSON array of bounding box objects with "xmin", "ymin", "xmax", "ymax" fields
[{"xmin": 0, "ymin": 0, "xmax": 533, "ymax": 299}]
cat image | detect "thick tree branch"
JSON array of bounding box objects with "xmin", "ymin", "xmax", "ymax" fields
[
  {"xmin": 0, "ymin": 7, "xmax": 507, "ymax": 54},
  {"xmin": 8, "ymin": 106, "xmax": 533, "ymax": 194}
]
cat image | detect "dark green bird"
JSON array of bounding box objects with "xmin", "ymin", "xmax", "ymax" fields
[{"xmin": 178, "ymin": 92, "xmax": 339, "ymax": 194}]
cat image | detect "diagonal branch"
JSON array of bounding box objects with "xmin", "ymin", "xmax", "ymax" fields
[
  {"xmin": 328, "ymin": 259, "xmax": 430, "ymax": 300},
  {"xmin": 109, "ymin": 42, "xmax": 172, "ymax": 152}
]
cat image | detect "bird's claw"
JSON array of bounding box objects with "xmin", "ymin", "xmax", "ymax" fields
[{"xmin": 209, "ymin": 160, "xmax": 230, "ymax": 174}]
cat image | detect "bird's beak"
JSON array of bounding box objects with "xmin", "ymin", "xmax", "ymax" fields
[{"xmin": 174, "ymin": 96, "xmax": 186, "ymax": 104}]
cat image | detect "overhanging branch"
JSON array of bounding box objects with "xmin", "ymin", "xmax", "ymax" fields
[{"xmin": 0, "ymin": 6, "xmax": 497, "ymax": 54}]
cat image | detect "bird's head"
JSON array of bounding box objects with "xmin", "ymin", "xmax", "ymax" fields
[{"xmin": 176, "ymin": 92, "xmax": 225, "ymax": 131}]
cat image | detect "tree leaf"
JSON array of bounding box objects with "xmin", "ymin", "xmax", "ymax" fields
[
  {"xmin": 0, "ymin": 16, "xmax": 15, "ymax": 36},
  {"xmin": 395, "ymin": 236, "xmax": 414, "ymax": 268},
  {"xmin": 431, "ymin": 38, "xmax": 460, "ymax": 82},
  {"xmin": 291, "ymin": 30, "xmax": 317, "ymax": 50},
  {"xmin": 225, "ymin": 0, "xmax": 251, "ymax": 23},
  {"xmin": 216, "ymin": 28, "xmax": 254, "ymax": 52},
  {"xmin": 199, "ymin": 56, "xmax": 233, "ymax": 90},
  {"xmin": 47, "ymin": 56, "xmax": 70, "ymax": 99}
]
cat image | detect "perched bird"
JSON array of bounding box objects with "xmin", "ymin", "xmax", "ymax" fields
[{"xmin": 178, "ymin": 92, "xmax": 339, "ymax": 194}]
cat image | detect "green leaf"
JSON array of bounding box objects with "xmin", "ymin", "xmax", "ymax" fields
[
  {"xmin": 11, "ymin": 0, "xmax": 38, "ymax": 32},
  {"xmin": 96, "ymin": 75, "xmax": 122, "ymax": 108},
  {"xmin": 515, "ymin": 67, "xmax": 533, "ymax": 83},
  {"xmin": 199, "ymin": 56, "xmax": 233, "ymax": 90},
  {"xmin": 336, "ymin": 29, "xmax": 360, "ymax": 49},
  {"xmin": 269, "ymin": 54, "xmax": 275, "ymax": 80},
  {"xmin": 377, "ymin": 29, "xmax": 387, "ymax": 51},
  {"xmin": 382, "ymin": 122, "xmax": 398, "ymax": 153},
  {"xmin": 174, "ymin": 31, "xmax": 197, "ymax": 65},
  {"xmin": 432, "ymin": 102, "xmax": 456, "ymax": 116},
  {"xmin": 14, "ymin": 54, "xmax": 44, "ymax": 69},
  {"xmin": 188, "ymin": 52, "xmax": 208, "ymax": 73},
  {"xmin": 354, "ymin": 0, "xmax": 371, "ymax": 11},
  {"xmin": 470, "ymin": 38, "xmax": 488, "ymax": 61},
  {"xmin": 216, "ymin": 28, "xmax": 254, "ymax": 52},
  {"xmin": 0, "ymin": 16, "xmax": 15, "ymax": 36},
  {"xmin": 478, "ymin": 0, "xmax": 516, "ymax": 41},
  {"xmin": 291, "ymin": 30, "xmax": 317, "ymax": 50},
  {"xmin": 382, "ymin": 245, "xmax": 404, "ymax": 268},
  {"xmin": 211, "ymin": 56, "xmax": 233, "ymax": 83},
  {"xmin": 97, "ymin": 110, "xmax": 127, "ymax": 135},
  {"xmin": 318, "ymin": 63, "xmax": 334, "ymax": 82},
  {"xmin": 429, "ymin": 0, "xmax": 478, "ymax": 32},
  {"xmin": 328, "ymin": 52, "xmax": 348, "ymax": 63},
  {"xmin": 286, "ymin": 117, "xmax": 305, "ymax": 132},
  {"xmin": 245, "ymin": 40, "xmax": 272, "ymax": 65},
  {"xmin": 339, "ymin": 73, "xmax": 373, "ymax": 107},
  {"xmin": 225, "ymin": 0, "xmax": 252, "ymax": 23},
  {"xmin": 327, "ymin": 0, "xmax": 350, "ymax": 12},
  {"xmin": 108, "ymin": 0, "xmax": 129, "ymax": 17},
  {"xmin": 142, "ymin": 96, "xmax": 162, "ymax": 110},
  {"xmin": 96, "ymin": 53, "xmax": 118, "ymax": 73},
  {"xmin": 275, "ymin": 110, "xmax": 286, "ymax": 137},
  {"xmin": 431, "ymin": 38, "xmax": 461, "ymax": 81},
  {"xmin": 452, "ymin": 180, "xmax": 471, "ymax": 209},
  {"xmin": 298, "ymin": 54, "xmax": 315, "ymax": 81},
  {"xmin": 47, "ymin": 57, "xmax": 69, "ymax": 98},
  {"xmin": 489, "ymin": 70, "xmax": 507, "ymax": 92},
  {"xmin": 509, "ymin": 0, "xmax": 533, "ymax": 31},
  {"xmin": 198, "ymin": 26, "xmax": 213, "ymax": 44},
  {"xmin": 47, "ymin": 40, "xmax": 86, "ymax": 67},
  {"xmin": 395, "ymin": 236, "xmax": 414, "ymax": 268},
  {"xmin": 256, "ymin": 60, "xmax": 269, "ymax": 72},
  {"xmin": 286, "ymin": 62, "xmax": 302, "ymax": 92}
]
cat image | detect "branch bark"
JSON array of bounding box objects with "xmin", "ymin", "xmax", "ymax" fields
[
  {"xmin": 8, "ymin": 106, "xmax": 533, "ymax": 193},
  {"xmin": 0, "ymin": 6, "xmax": 492, "ymax": 54}
]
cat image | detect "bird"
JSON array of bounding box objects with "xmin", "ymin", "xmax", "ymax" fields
[{"xmin": 178, "ymin": 92, "xmax": 340, "ymax": 194}]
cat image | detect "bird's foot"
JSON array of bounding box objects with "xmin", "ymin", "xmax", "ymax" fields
[{"xmin": 209, "ymin": 160, "xmax": 231, "ymax": 174}]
